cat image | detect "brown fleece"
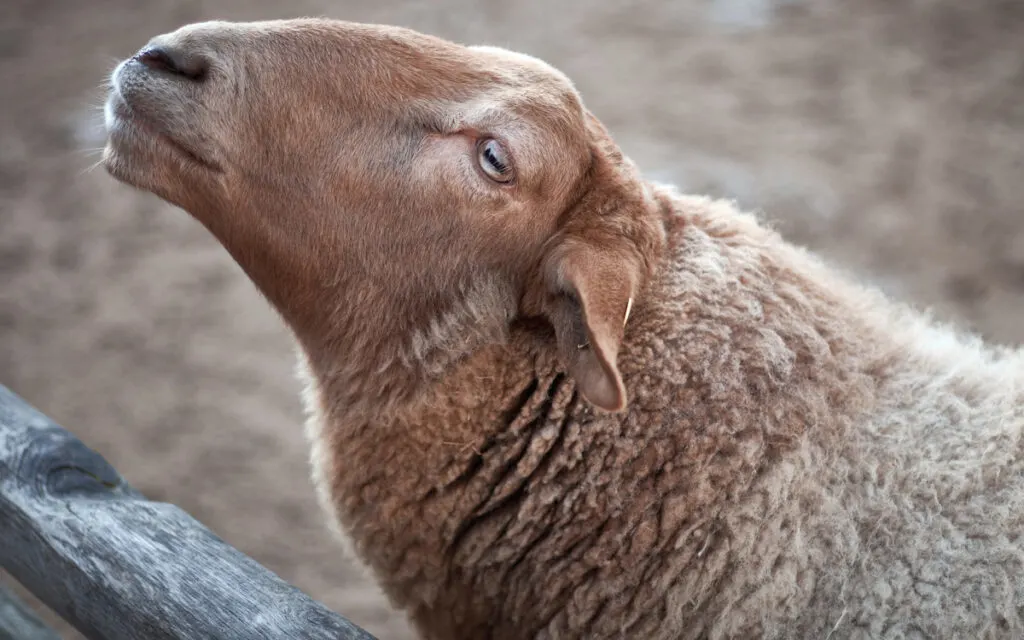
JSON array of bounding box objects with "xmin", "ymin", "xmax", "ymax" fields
[{"xmin": 103, "ymin": 18, "xmax": 1024, "ymax": 639}]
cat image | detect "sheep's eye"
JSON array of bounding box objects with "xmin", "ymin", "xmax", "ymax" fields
[{"xmin": 477, "ymin": 139, "xmax": 514, "ymax": 183}]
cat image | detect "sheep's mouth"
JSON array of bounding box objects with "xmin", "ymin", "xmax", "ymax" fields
[{"xmin": 103, "ymin": 92, "xmax": 221, "ymax": 176}]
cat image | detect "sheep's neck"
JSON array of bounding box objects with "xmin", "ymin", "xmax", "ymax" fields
[
  {"xmin": 302, "ymin": 189, "xmax": 894, "ymax": 636},
  {"xmin": 302, "ymin": 319, "xmax": 578, "ymax": 627},
  {"xmin": 295, "ymin": 268, "xmax": 522, "ymax": 423}
]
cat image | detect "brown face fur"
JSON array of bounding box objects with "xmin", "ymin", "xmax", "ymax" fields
[{"xmin": 103, "ymin": 18, "xmax": 665, "ymax": 414}]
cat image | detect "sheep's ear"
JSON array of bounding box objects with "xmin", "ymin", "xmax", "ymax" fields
[{"xmin": 545, "ymin": 241, "xmax": 637, "ymax": 413}]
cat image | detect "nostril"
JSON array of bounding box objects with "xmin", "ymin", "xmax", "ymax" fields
[
  {"xmin": 137, "ymin": 47, "xmax": 177, "ymax": 74},
  {"xmin": 136, "ymin": 46, "xmax": 208, "ymax": 81}
]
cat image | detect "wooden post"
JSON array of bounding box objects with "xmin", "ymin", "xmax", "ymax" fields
[{"xmin": 0, "ymin": 385, "xmax": 376, "ymax": 640}]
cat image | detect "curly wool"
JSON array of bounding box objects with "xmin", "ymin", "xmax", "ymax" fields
[{"xmin": 304, "ymin": 186, "xmax": 1024, "ymax": 640}]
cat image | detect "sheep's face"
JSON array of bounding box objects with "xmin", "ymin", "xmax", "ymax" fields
[
  {"xmin": 103, "ymin": 18, "xmax": 590, "ymax": 279},
  {"xmin": 104, "ymin": 19, "xmax": 663, "ymax": 412}
]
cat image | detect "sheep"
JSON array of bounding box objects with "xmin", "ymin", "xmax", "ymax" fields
[{"xmin": 100, "ymin": 17, "xmax": 1024, "ymax": 640}]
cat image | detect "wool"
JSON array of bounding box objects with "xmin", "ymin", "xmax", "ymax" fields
[
  {"xmin": 303, "ymin": 188, "xmax": 1024, "ymax": 638},
  {"xmin": 100, "ymin": 18, "xmax": 1024, "ymax": 639}
]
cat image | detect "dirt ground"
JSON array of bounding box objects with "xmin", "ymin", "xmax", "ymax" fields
[{"xmin": 2, "ymin": 0, "xmax": 1023, "ymax": 637}]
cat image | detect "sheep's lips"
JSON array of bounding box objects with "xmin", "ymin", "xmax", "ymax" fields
[{"xmin": 102, "ymin": 56, "xmax": 218, "ymax": 183}]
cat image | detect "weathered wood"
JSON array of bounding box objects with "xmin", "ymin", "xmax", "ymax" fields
[
  {"xmin": 0, "ymin": 583, "xmax": 61, "ymax": 640},
  {"xmin": 0, "ymin": 384, "xmax": 376, "ymax": 640}
]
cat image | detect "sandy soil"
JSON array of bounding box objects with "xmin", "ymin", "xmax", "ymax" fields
[{"xmin": 2, "ymin": 0, "xmax": 1023, "ymax": 637}]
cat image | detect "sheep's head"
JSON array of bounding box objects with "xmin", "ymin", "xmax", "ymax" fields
[{"xmin": 103, "ymin": 18, "xmax": 664, "ymax": 412}]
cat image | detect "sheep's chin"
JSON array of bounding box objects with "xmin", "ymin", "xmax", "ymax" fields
[{"xmin": 102, "ymin": 95, "xmax": 219, "ymax": 190}]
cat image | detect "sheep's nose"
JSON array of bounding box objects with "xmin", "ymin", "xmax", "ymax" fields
[{"xmin": 136, "ymin": 45, "xmax": 208, "ymax": 81}]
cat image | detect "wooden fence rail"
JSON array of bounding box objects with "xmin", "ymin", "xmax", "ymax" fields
[
  {"xmin": 0, "ymin": 583, "xmax": 62, "ymax": 640},
  {"xmin": 0, "ymin": 384, "xmax": 376, "ymax": 640}
]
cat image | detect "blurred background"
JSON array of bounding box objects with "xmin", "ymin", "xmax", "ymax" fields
[{"xmin": 2, "ymin": 0, "xmax": 1023, "ymax": 637}]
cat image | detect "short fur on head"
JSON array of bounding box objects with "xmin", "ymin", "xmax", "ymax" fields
[
  {"xmin": 104, "ymin": 18, "xmax": 1024, "ymax": 640},
  {"xmin": 102, "ymin": 19, "xmax": 664, "ymax": 417}
]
